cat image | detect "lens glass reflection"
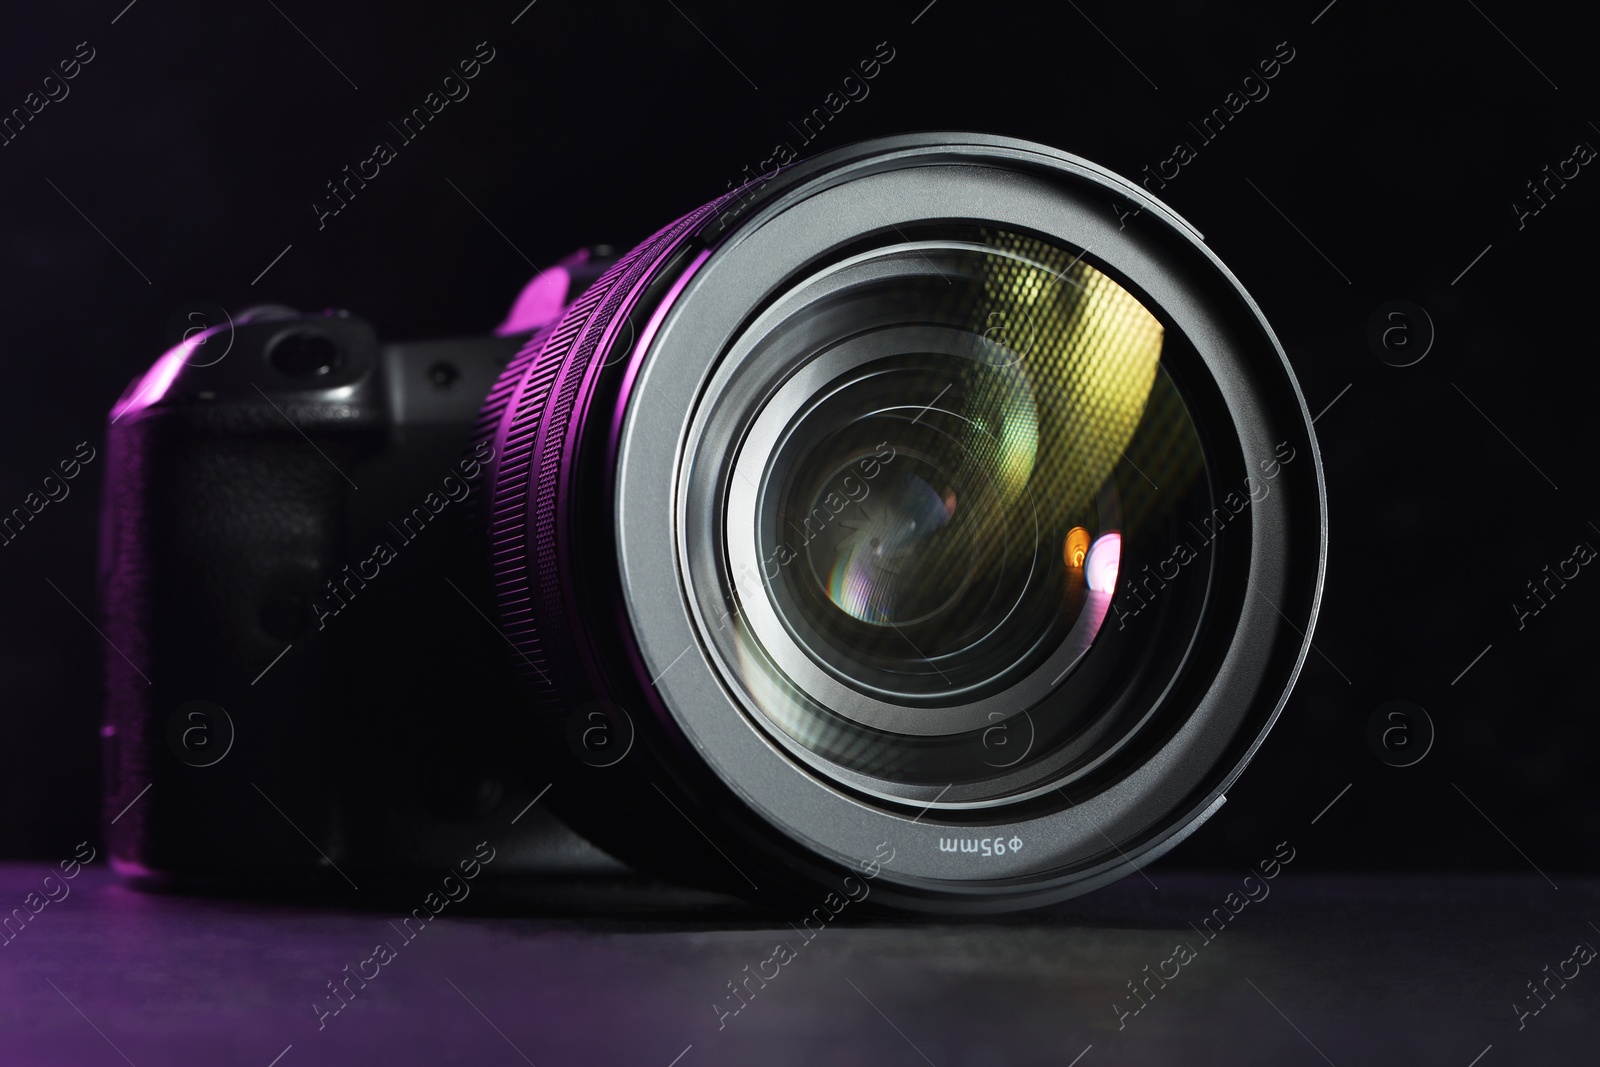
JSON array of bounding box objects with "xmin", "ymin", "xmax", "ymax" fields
[{"xmin": 717, "ymin": 229, "xmax": 1214, "ymax": 796}]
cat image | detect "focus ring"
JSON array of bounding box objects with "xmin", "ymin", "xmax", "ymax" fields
[{"xmin": 482, "ymin": 192, "xmax": 740, "ymax": 714}]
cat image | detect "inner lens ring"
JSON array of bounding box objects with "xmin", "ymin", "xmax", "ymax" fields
[{"xmin": 724, "ymin": 258, "xmax": 1117, "ymax": 739}]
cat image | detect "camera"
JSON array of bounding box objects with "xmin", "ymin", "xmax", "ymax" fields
[{"xmin": 100, "ymin": 134, "xmax": 1326, "ymax": 912}]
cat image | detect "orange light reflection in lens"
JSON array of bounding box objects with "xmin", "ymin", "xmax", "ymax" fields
[{"xmin": 1064, "ymin": 526, "xmax": 1091, "ymax": 569}]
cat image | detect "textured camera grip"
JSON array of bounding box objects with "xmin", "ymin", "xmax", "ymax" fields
[{"xmin": 101, "ymin": 400, "xmax": 382, "ymax": 880}]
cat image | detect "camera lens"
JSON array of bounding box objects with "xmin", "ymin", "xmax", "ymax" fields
[{"xmin": 480, "ymin": 135, "xmax": 1325, "ymax": 911}]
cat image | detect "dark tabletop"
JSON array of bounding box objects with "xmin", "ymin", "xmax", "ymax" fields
[{"xmin": 0, "ymin": 864, "xmax": 1593, "ymax": 1066}]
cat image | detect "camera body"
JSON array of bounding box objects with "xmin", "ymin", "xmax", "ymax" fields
[{"xmin": 99, "ymin": 259, "xmax": 626, "ymax": 887}]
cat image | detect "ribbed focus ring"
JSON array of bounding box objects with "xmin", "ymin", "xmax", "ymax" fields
[{"xmin": 479, "ymin": 192, "xmax": 739, "ymax": 714}]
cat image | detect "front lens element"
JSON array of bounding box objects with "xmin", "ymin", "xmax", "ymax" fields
[{"xmin": 706, "ymin": 229, "xmax": 1215, "ymax": 803}]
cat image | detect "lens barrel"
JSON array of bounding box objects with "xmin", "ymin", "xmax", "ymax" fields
[{"xmin": 480, "ymin": 134, "xmax": 1325, "ymax": 912}]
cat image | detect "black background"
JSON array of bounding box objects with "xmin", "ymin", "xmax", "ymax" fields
[{"xmin": 1, "ymin": 0, "xmax": 1594, "ymax": 877}]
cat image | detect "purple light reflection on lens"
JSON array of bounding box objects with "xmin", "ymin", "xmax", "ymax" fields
[{"xmin": 1084, "ymin": 531, "xmax": 1121, "ymax": 594}]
